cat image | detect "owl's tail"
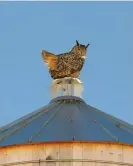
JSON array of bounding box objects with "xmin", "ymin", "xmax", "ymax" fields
[{"xmin": 41, "ymin": 50, "xmax": 57, "ymax": 70}]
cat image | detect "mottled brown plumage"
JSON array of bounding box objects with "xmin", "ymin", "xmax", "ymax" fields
[{"xmin": 41, "ymin": 40, "xmax": 89, "ymax": 79}]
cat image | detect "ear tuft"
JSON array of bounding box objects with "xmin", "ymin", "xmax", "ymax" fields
[
  {"xmin": 76, "ymin": 40, "xmax": 80, "ymax": 46},
  {"xmin": 85, "ymin": 43, "xmax": 90, "ymax": 49}
]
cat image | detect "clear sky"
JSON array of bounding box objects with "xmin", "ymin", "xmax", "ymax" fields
[{"xmin": 0, "ymin": 2, "xmax": 133, "ymax": 127}]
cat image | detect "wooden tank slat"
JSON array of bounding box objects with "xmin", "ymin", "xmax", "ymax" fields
[{"xmin": 0, "ymin": 143, "xmax": 133, "ymax": 166}]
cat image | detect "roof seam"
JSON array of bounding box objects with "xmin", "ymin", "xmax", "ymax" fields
[
  {"xmin": 28, "ymin": 100, "xmax": 66, "ymax": 142},
  {"xmin": 0, "ymin": 104, "xmax": 49, "ymax": 133},
  {"xmin": 0, "ymin": 102, "xmax": 57, "ymax": 144},
  {"xmin": 79, "ymin": 102, "xmax": 118, "ymax": 142},
  {"xmin": 90, "ymin": 105, "xmax": 133, "ymax": 129},
  {"xmin": 88, "ymin": 106, "xmax": 133, "ymax": 134}
]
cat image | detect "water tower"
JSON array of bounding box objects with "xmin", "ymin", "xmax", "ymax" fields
[{"xmin": 0, "ymin": 41, "xmax": 133, "ymax": 166}]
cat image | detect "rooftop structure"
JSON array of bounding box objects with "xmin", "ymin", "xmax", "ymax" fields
[{"xmin": 0, "ymin": 95, "xmax": 133, "ymax": 148}]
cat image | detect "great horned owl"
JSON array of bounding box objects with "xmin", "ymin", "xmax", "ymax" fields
[{"xmin": 41, "ymin": 40, "xmax": 89, "ymax": 79}]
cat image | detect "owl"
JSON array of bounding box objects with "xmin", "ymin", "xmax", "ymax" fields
[{"xmin": 41, "ymin": 40, "xmax": 89, "ymax": 79}]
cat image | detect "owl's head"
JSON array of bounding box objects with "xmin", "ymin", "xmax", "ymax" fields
[{"xmin": 71, "ymin": 40, "xmax": 90, "ymax": 58}]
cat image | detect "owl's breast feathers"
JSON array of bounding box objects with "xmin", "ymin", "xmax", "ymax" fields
[{"xmin": 42, "ymin": 50, "xmax": 85, "ymax": 79}]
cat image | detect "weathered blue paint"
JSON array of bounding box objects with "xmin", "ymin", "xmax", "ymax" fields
[{"xmin": 0, "ymin": 96, "xmax": 133, "ymax": 147}]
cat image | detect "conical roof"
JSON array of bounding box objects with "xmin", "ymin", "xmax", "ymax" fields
[{"xmin": 0, "ymin": 96, "xmax": 133, "ymax": 147}]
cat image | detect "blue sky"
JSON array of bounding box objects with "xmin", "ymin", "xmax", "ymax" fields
[{"xmin": 0, "ymin": 2, "xmax": 133, "ymax": 126}]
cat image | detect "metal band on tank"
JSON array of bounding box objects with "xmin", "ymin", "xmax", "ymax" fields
[{"xmin": 50, "ymin": 96, "xmax": 86, "ymax": 104}]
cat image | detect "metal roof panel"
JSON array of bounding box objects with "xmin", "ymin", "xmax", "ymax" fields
[{"xmin": 0, "ymin": 96, "xmax": 133, "ymax": 147}]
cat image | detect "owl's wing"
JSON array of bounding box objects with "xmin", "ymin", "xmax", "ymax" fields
[
  {"xmin": 64, "ymin": 58, "xmax": 84, "ymax": 71},
  {"xmin": 41, "ymin": 50, "xmax": 57, "ymax": 70}
]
